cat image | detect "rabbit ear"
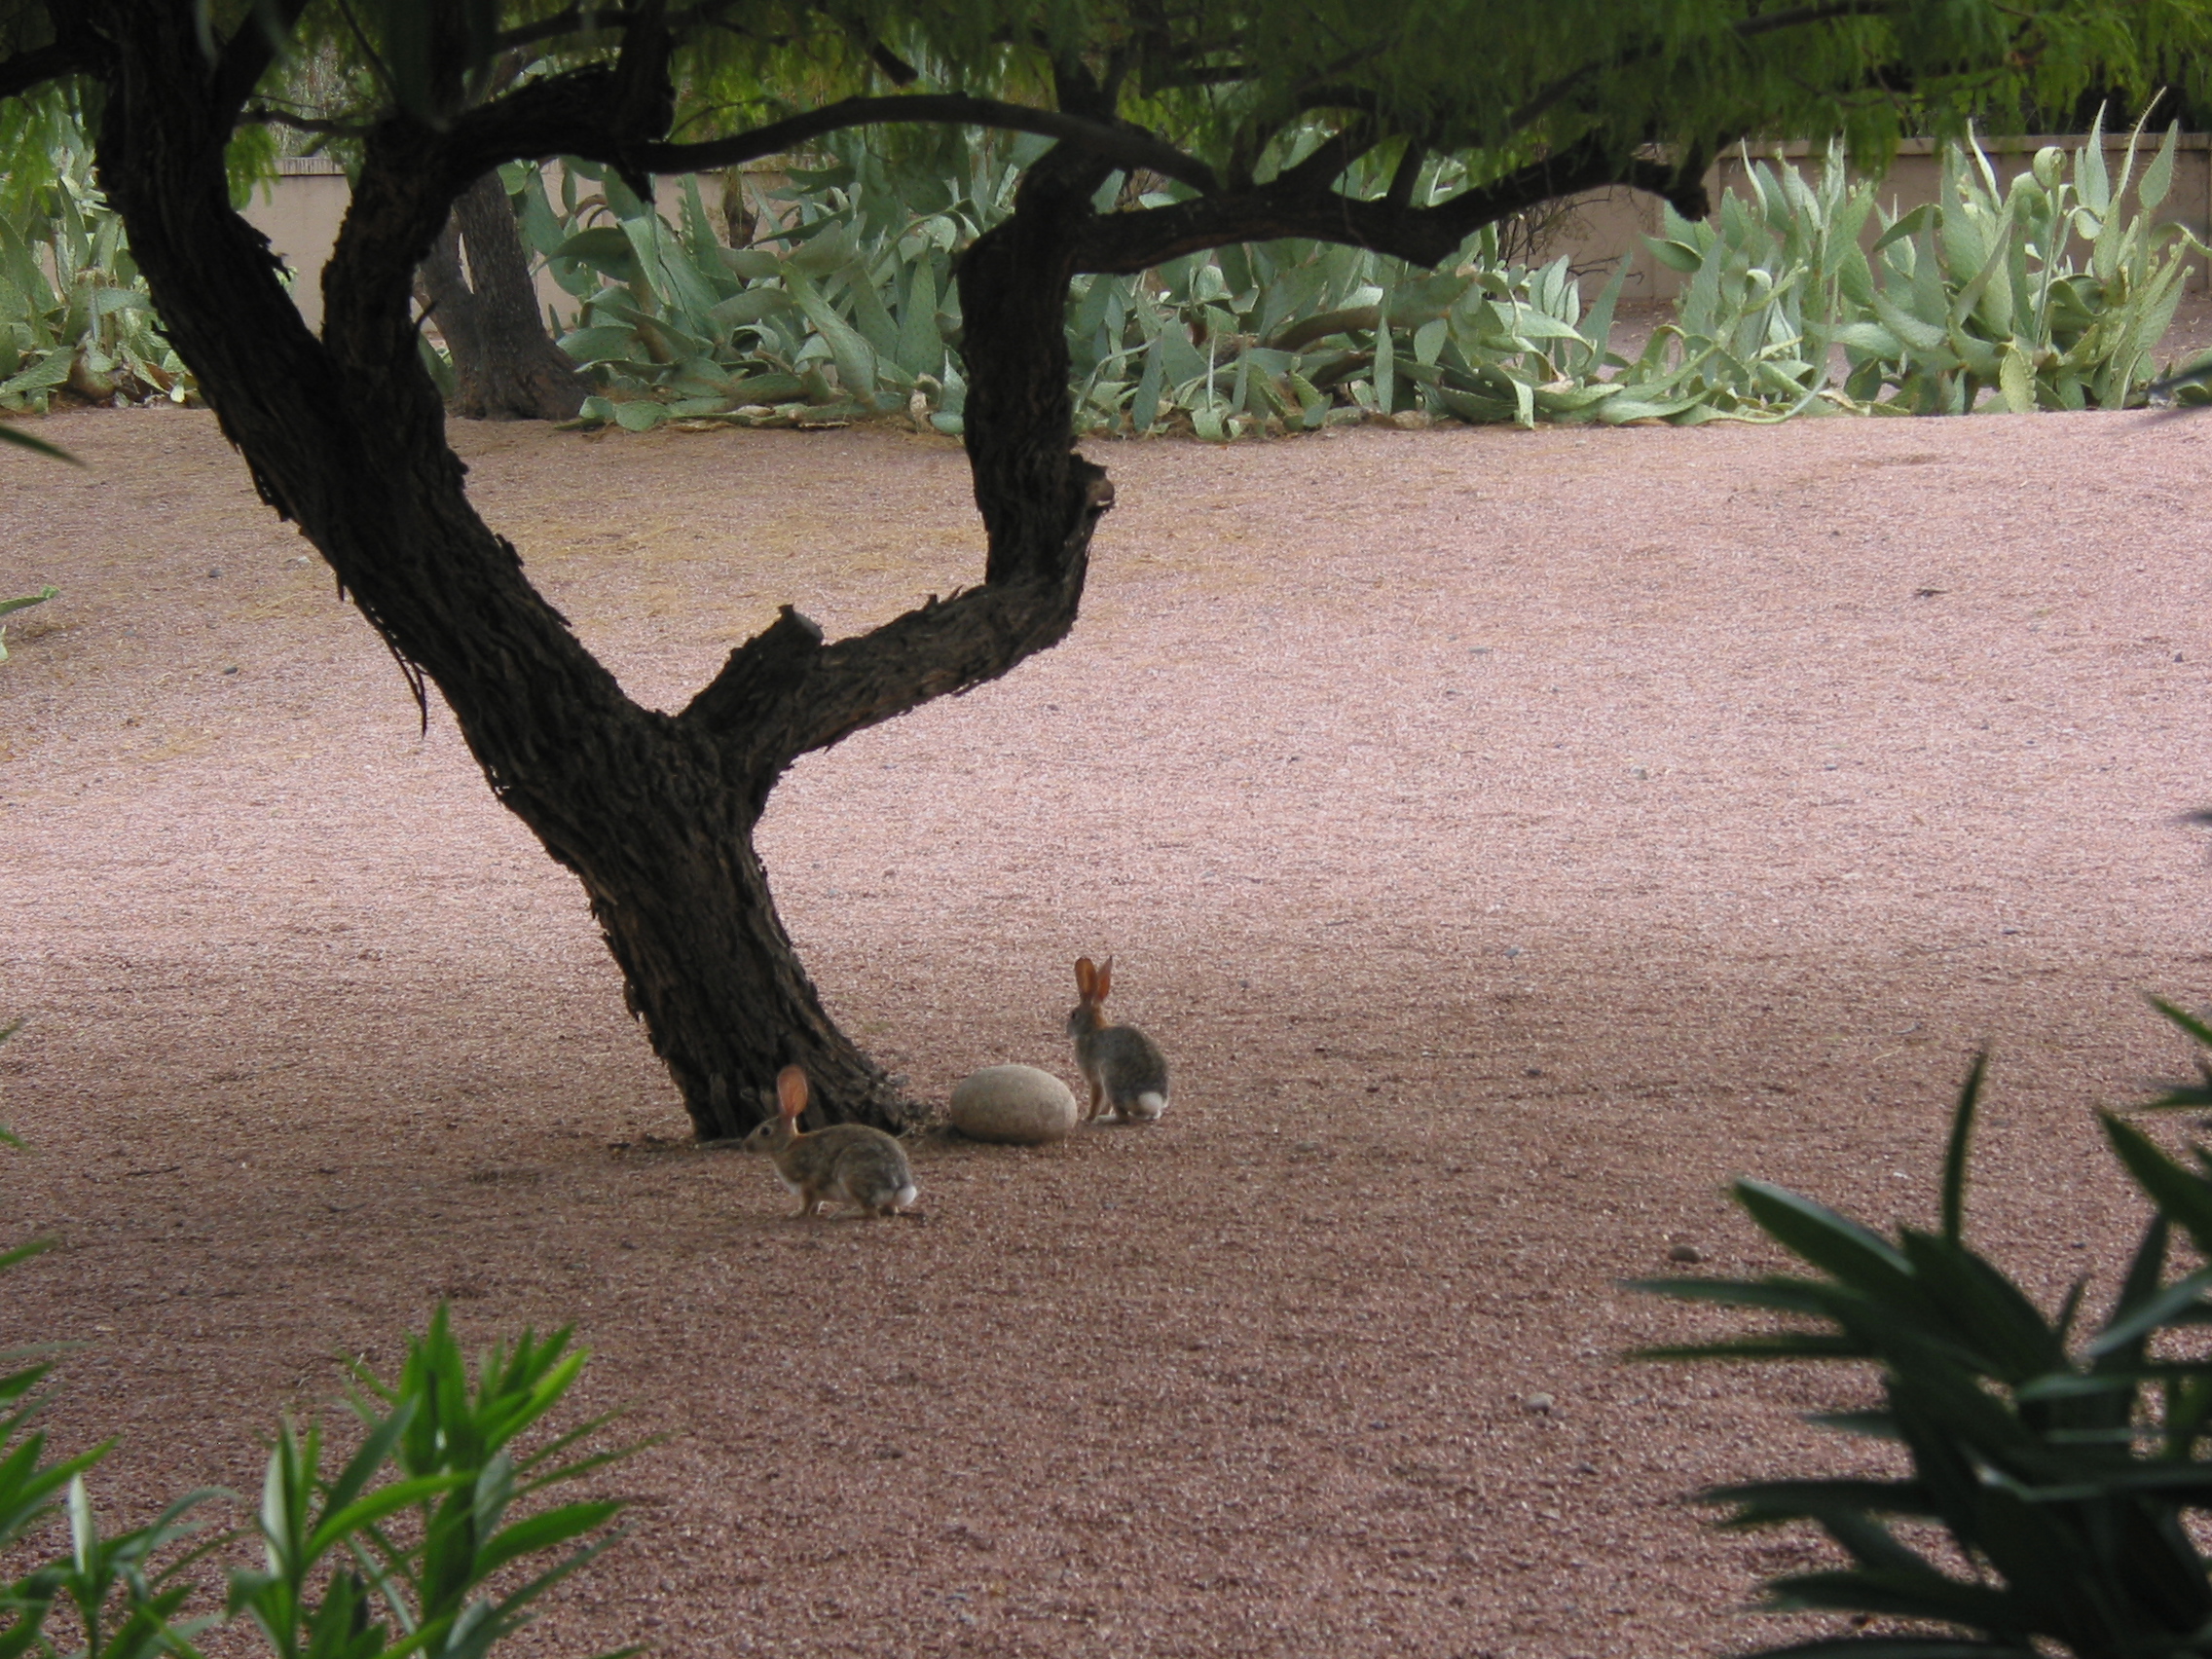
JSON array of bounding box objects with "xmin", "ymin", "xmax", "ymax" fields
[
  {"xmin": 1095, "ymin": 956, "xmax": 1114, "ymax": 1000},
  {"xmin": 1075, "ymin": 956, "xmax": 1096, "ymax": 998},
  {"xmin": 776, "ymin": 1065, "xmax": 808, "ymax": 1121}
]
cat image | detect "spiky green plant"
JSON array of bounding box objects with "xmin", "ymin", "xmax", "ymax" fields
[
  {"xmin": 1642, "ymin": 111, "xmax": 2201, "ymax": 419},
  {"xmin": 1637, "ymin": 1004, "xmax": 2212, "ymax": 1659},
  {"xmin": 0, "ymin": 1197, "xmax": 637, "ymax": 1659}
]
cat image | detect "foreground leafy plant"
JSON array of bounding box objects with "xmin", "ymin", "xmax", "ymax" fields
[
  {"xmin": 0, "ymin": 1267, "xmax": 635, "ymax": 1659},
  {"xmin": 1637, "ymin": 1014, "xmax": 2212, "ymax": 1659},
  {"xmin": 225, "ymin": 1309, "xmax": 635, "ymax": 1659}
]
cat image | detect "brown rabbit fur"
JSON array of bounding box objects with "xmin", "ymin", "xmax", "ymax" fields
[
  {"xmin": 1068, "ymin": 955, "xmax": 1171, "ymax": 1123},
  {"xmin": 741, "ymin": 1065, "xmax": 918, "ymax": 1219}
]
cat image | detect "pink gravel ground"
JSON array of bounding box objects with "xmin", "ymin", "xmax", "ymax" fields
[{"xmin": 2, "ymin": 403, "xmax": 2211, "ymax": 1657}]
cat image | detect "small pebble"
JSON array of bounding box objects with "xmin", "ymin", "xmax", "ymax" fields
[
  {"xmin": 221, "ymin": 665, "xmax": 239, "ymax": 676},
  {"xmin": 1667, "ymin": 1242, "xmax": 1704, "ymax": 1264},
  {"xmin": 1525, "ymin": 1393, "xmax": 1554, "ymax": 1414},
  {"xmin": 206, "ymin": 567, "xmax": 222, "ymax": 577}
]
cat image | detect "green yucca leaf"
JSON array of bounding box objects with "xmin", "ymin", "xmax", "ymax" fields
[
  {"xmin": 1939, "ymin": 1051, "xmax": 1984, "ymax": 1245},
  {"xmin": 2101, "ymin": 1114, "xmax": 2212, "ymax": 1260},
  {"xmin": 1701, "ymin": 1478, "xmax": 1932, "ymax": 1524},
  {"xmin": 551, "ymin": 227, "xmax": 637, "ymax": 280},
  {"xmin": 1735, "ymin": 1642, "xmax": 2034, "ymax": 1659},
  {"xmin": 1734, "ymin": 1181, "xmax": 1920, "ymax": 1297},
  {"xmin": 1761, "ymin": 1566, "xmax": 2025, "ymax": 1630}
]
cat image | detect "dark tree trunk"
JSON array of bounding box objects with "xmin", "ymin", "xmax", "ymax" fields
[
  {"xmin": 415, "ymin": 170, "xmax": 590, "ymax": 421},
  {"xmin": 86, "ymin": 3, "xmax": 1112, "ymax": 1137}
]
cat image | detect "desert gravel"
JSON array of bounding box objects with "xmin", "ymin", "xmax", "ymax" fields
[{"xmin": 3, "ymin": 402, "xmax": 2211, "ymax": 1657}]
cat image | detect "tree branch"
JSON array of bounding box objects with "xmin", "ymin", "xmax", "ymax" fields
[
  {"xmin": 1263, "ymin": 115, "xmax": 1383, "ymax": 195},
  {"xmin": 240, "ymin": 106, "xmax": 376, "ymax": 138},
  {"xmin": 631, "ymin": 93, "xmax": 1220, "ymax": 195},
  {"xmin": 1150, "ymin": 63, "xmax": 1258, "ymax": 91},
  {"xmin": 0, "ymin": 39, "xmax": 92, "ymax": 102},
  {"xmin": 1074, "ymin": 134, "xmax": 1704, "ymax": 274},
  {"xmin": 1384, "ymin": 137, "xmax": 1424, "ymax": 210},
  {"xmin": 211, "ymin": 0, "xmax": 314, "ymax": 119},
  {"xmin": 610, "ymin": 0, "xmax": 674, "ymax": 134},
  {"xmin": 680, "ymin": 145, "xmax": 1118, "ymax": 787},
  {"xmin": 865, "ymin": 38, "xmax": 919, "ymax": 87},
  {"xmin": 486, "ymin": 0, "xmax": 744, "ymax": 54},
  {"xmin": 680, "ymin": 500, "xmax": 1112, "ymax": 798}
]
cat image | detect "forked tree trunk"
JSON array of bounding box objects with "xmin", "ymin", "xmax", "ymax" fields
[
  {"xmin": 90, "ymin": 9, "xmax": 1112, "ymax": 1136},
  {"xmin": 415, "ymin": 171, "xmax": 591, "ymax": 422}
]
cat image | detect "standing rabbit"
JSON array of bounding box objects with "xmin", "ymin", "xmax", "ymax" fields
[
  {"xmin": 1067, "ymin": 955, "xmax": 1170, "ymax": 1123},
  {"xmin": 741, "ymin": 1065, "xmax": 918, "ymax": 1218}
]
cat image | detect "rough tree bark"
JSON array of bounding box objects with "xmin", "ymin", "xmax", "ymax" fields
[
  {"xmin": 414, "ymin": 170, "xmax": 591, "ymax": 421},
  {"xmin": 83, "ymin": 3, "xmax": 1118, "ymax": 1136},
  {"xmin": 69, "ymin": 2, "xmax": 1702, "ymax": 1136}
]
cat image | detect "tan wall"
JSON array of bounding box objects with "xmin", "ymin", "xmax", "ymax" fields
[
  {"xmin": 240, "ymin": 161, "xmax": 732, "ymax": 334},
  {"xmin": 241, "ymin": 134, "xmax": 2212, "ymax": 334},
  {"xmin": 237, "ymin": 161, "xmax": 353, "ymax": 333}
]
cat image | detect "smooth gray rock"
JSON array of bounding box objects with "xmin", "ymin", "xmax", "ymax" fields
[{"xmin": 948, "ymin": 1065, "xmax": 1079, "ymax": 1145}]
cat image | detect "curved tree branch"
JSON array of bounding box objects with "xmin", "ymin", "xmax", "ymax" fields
[
  {"xmin": 864, "ymin": 36, "xmax": 920, "ymax": 87},
  {"xmin": 631, "ymin": 92, "xmax": 1221, "ymax": 195},
  {"xmin": 211, "ymin": 0, "xmax": 314, "ymax": 119},
  {"xmin": 678, "ymin": 140, "xmax": 1122, "ymax": 798},
  {"xmin": 0, "ymin": 38, "xmax": 92, "ymax": 101},
  {"xmin": 240, "ymin": 105, "xmax": 377, "ymax": 138},
  {"xmin": 1074, "ymin": 135, "xmax": 1705, "ymax": 274}
]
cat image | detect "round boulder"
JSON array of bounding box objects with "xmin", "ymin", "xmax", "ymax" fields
[{"xmin": 949, "ymin": 1064, "xmax": 1079, "ymax": 1145}]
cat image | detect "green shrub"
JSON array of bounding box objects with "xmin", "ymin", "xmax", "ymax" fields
[
  {"xmin": 0, "ymin": 87, "xmax": 195, "ymax": 415},
  {"xmin": 1637, "ymin": 1006, "xmax": 2212, "ymax": 1658},
  {"xmin": 520, "ymin": 131, "xmax": 1641, "ymax": 436},
  {"xmin": 1643, "ymin": 108, "xmax": 2200, "ymax": 418},
  {"xmin": 0, "ymin": 1155, "xmax": 635, "ymax": 1659}
]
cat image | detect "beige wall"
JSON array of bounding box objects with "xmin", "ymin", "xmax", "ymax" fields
[
  {"xmin": 239, "ymin": 161, "xmax": 722, "ymax": 334},
  {"xmin": 237, "ymin": 161, "xmax": 353, "ymax": 333},
  {"xmin": 240, "ymin": 134, "xmax": 2212, "ymax": 335}
]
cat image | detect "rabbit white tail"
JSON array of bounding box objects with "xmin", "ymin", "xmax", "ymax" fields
[
  {"xmin": 1127, "ymin": 1091, "xmax": 1167, "ymax": 1121},
  {"xmin": 895, "ymin": 1182, "xmax": 919, "ymax": 1209}
]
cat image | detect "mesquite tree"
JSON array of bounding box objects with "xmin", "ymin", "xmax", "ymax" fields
[
  {"xmin": 3, "ymin": 2, "xmax": 2193, "ymax": 1135},
  {"xmin": 416, "ymin": 169, "xmax": 591, "ymax": 419}
]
